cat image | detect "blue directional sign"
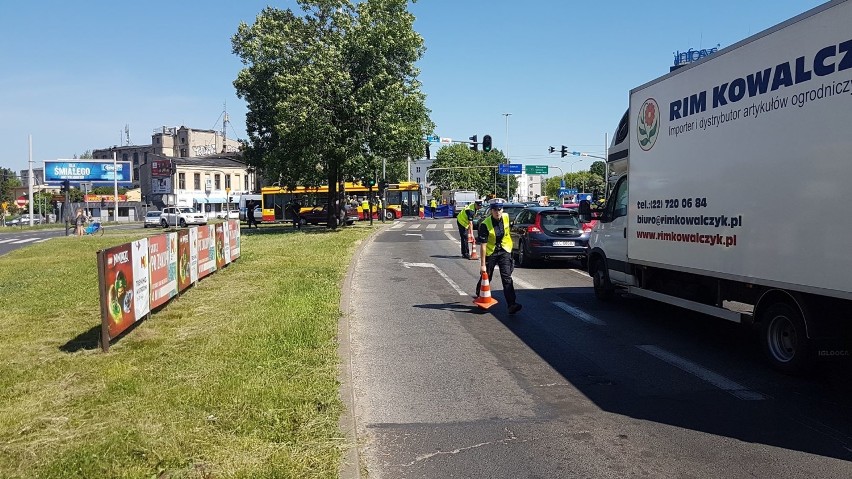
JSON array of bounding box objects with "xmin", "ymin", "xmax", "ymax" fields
[
  {"xmin": 426, "ymin": 135, "xmax": 439, "ymax": 142},
  {"xmin": 499, "ymin": 163, "xmax": 523, "ymax": 175}
]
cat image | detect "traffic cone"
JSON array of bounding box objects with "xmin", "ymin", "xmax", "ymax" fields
[
  {"xmin": 473, "ymin": 270, "xmax": 498, "ymax": 309},
  {"xmin": 469, "ymin": 234, "xmax": 478, "ymax": 260}
]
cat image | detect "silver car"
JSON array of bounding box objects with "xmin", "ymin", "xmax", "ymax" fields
[{"xmin": 144, "ymin": 211, "xmax": 163, "ymax": 228}]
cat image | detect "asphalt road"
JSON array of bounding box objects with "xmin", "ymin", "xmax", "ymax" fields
[
  {"xmin": 347, "ymin": 217, "xmax": 852, "ymax": 478},
  {"xmin": 0, "ymin": 222, "xmax": 148, "ymax": 256}
]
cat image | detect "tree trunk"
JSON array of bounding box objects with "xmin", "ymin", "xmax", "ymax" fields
[{"xmin": 327, "ymin": 165, "xmax": 339, "ymax": 229}]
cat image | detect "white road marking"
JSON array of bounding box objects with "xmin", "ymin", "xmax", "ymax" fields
[
  {"xmin": 391, "ymin": 222, "xmax": 404, "ymax": 229},
  {"xmin": 35, "ymin": 238, "xmax": 51, "ymax": 243},
  {"xmin": 636, "ymin": 345, "xmax": 765, "ymax": 400},
  {"xmin": 444, "ymin": 232, "xmax": 457, "ymax": 242},
  {"xmin": 404, "ymin": 233, "xmax": 423, "ymax": 238},
  {"xmin": 409, "ymin": 224, "xmax": 421, "ymax": 229},
  {"xmin": 426, "ymin": 224, "xmax": 437, "ymax": 229},
  {"xmin": 11, "ymin": 238, "xmax": 40, "ymax": 244},
  {"xmin": 402, "ymin": 261, "xmax": 468, "ymax": 296},
  {"xmin": 444, "ymin": 223, "xmax": 453, "ymax": 229},
  {"xmin": 567, "ymin": 268, "xmax": 590, "ymax": 278},
  {"xmin": 513, "ymin": 277, "xmax": 536, "ymax": 290},
  {"xmin": 553, "ymin": 301, "xmax": 606, "ymax": 325},
  {"xmin": 0, "ymin": 238, "xmax": 18, "ymax": 244}
]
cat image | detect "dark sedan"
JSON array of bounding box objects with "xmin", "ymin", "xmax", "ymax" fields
[
  {"xmin": 471, "ymin": 202, "xmax": 527, "ymax": 230},
  {"xmin": 510, "ymin": 206, "xmax": 589, "ymax": 267},
  {"xmin": 299, "ymin": 204, "xmax": 359, "ymax": 226}
]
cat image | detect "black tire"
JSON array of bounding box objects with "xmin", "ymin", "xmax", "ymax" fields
[
  {"xmin": 179, "ymin": 218, "xmax": 187, "ymax": 228},
  {"xmin": 759, "ymin": 302, "xmax": 813, "ymax": 374},
  {"xmin": 516, "ymin": 240, "xmax": 532, "ymax": 268},
  {"xmin": 384, "ymin": 210, "xmax": 395, "ymax": 221},
  {"xmin": 591, "ymin": 258, "xmax": 614, "ymax": 301},
  {"xmin": 161, "ymin": 219, "xmax": 168, "ymax": 228}
]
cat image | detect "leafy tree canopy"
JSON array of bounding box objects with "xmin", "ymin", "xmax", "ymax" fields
[
  {"xmin": 428, "ymin": 144, "xmax": 516, "ymax": 200},
  {"xmin": 232, "ymin": 0, "xmax": 433, "ymax": 225}
]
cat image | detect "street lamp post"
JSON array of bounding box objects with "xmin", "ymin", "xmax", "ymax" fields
[{"xmin": 503, "ymin": 113, "xmax": 511, "ymax": 199}]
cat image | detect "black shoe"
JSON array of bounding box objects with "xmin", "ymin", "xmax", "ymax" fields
[{"xmin": 508, "ymin": 304, "xmax": 522, "ymax": 315}]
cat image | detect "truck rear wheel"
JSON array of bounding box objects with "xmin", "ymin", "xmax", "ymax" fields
[
  {"xmin": 591, "ymin": 259, "xmax": 614, "ymax": 301},
  {"xmin": 759, "ymin": 302, "xmax": 812, "ymax": 374}
]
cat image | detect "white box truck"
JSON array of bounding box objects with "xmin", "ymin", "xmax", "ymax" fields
[{"xmin": 584, "ymin": 0, "xmax": 852, "ymax": 373}]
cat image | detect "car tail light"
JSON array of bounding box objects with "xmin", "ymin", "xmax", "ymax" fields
[
  {"xmin": 582, "ymin": 224, "xmax": 593, "ymax": 233},
  {"xmin": 526, "ymin": 214, "xmax": 543, "ymax": 233}
]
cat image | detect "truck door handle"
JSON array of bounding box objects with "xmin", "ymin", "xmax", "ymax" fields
[{"xmin": 623, "ymin": 227, "xmax": 626, "ymax": 238}]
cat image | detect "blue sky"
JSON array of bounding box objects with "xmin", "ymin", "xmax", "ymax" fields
[{"xmin": 0, "ymin": 0, "xmax": 825, "ymax": 176}]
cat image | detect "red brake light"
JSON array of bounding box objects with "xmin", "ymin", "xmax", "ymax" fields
[{"xmin": 527, "ymin": 213, "xmax": 543, "ymax": 233}]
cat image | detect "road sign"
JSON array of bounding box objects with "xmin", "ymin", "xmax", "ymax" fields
[
  {"xmin": 499, "ymin": 164, "xmax": 523, "ymax": 175},
  {"xmin": 426, "ymin": 135, "xmax": 439, "ymax": 142},
  {"xmin": 15, "ymin": 196, "xmax": 27, "ymax": 207},
  {"xmin": 440, "ymin": 137, "xmax": 452, "ymax": 144},
  {"xmin": 525, "ymin": 165, "xmax": 548, "ymax": 175}
]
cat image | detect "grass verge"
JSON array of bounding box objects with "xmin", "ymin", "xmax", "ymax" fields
[{"xmin": 0, "ymin": 223, "xmax": 373, "ymax": 478}]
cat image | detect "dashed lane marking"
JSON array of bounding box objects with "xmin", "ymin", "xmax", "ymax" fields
[
  {"xmin": 637, "ymin": 344, "xmax": 765, "ymax": 401},
  {"xmin": 553, "ymin": 301, "xmax": 606, "ymax": 326},
  {"xmin": 402, "ymin": 261, "xmax": 468, "ymax": 296}
]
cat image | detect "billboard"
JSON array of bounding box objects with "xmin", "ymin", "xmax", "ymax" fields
[
  {"xmin": 45, "ymin": 160, "xmax": 133, "ymax": 185},
  {"xmin": 148, "ymin": 233, "xmax": 177, "ymax": 309},
  {"xmin": 98, "ymin": 239, "xmax": 150, "ymax": 340}
]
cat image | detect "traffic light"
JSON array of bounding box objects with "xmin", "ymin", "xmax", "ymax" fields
[
  {"xmin": 368, "ymin": 177, "xmax": 376, "ymax": 187},
  {"xmin": 378, "ymin": 179, "xmax": 388, "ymax": 192},
  {"xmin": 482, "ymin": 135, "xmax": 492, "ymax": 152},
  {"xmin": 60, "ymin": 179, "xmax": 70, "ymax": 192},
  {"xmin": 426, "ymin": 144, "xmax": 431, "ymax": 159},
  {"xmin": 560, "ymin": 145, "xmax": 568, "ymax": 158},
  {"xmin": 548, "ymin": 146, "xmax": 555, "ymax": 154},
  {"xmin": 469, "ymin": 135, "xmax": 478, "ymax": 151}
]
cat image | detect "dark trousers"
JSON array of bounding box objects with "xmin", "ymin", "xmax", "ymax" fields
[
  {"xmin": 431, "ymin": 206, "xmax": 436, "ymax": 218},
  {"xmin": 475, "ymin": 249, "xmax": 517, "ymax": 306},
  {"xmin": 458, "ymin": 224, "xmax": 470, "ymax": 258}
]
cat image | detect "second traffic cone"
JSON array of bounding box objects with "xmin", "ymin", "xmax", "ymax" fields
[
  {"xmin": 469, "ymin": 234, "xmax": 478, "ymax": 260},
  {"xmin": 473, "ymin": 270, "xmax": 498, "ymax": 309}
]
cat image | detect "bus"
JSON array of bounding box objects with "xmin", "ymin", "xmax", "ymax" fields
[{"xmin": 260, "ymin": 181, "xmax": 422, "ymax": 223}]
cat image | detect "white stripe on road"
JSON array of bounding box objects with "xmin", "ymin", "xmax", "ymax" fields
[
  {"xmin": 402, "ymin": 261, "xmax": 468, "ymax": 296},
  {"xmin": 567, "ymin": 268, "xmax": 590, "ymax": 278},
  {"xmin": 0, "ymin": 238, "xmax": 18, "ymax": 244},
  {"xmin": 553, "ymin": 301, "xmax": 606, "ymax": 325},
  {"xmin": 11, "ymin": 238, "xmax": 40, "ymax": 244},
  {"xmin": 444, "ymin": 223, "xmax": 453, "ymax": 229},
  {"xmin": 426, "ymin": 223, "xmax": 437, "ymax": 229},
  {"xmin": 637, "ymin": 345, "xmax": 765, "ymax": 400},
  {"xmin": 409, "ymin": 224, "xmax": 421, "ymax": 229},
  {"xmin": 444, "ymin": 232, "xmax": 457, "ymax": 242},
  {"xmin": 513, "ymin": 276, "xmax": 536, "ymax": 290},
  {"xmin": 391, "ymin": 222, "xmax": 404, "ymax": 229}
]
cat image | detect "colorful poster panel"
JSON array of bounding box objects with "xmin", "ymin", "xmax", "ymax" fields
[
  {"xmin": 177, "ymin": 230, "xmax": 192, "ymax": 292},
  {"xmin": 149, "ymin": 233, "xmax": 178, "ymax": 309},
  {"xmin": 228, "ymin": 219, "xmax": 240, "ymax": 260},
  {"xmin": 189, "ymin": 226, "xmax": 199, "ymax": 284},
  {"xmin": 100, "ymin": 243, "xmax": 137, "ymax": 339},
  {"xmin": 215, "ymin": 223, "xmax": 227, "ymax": 270},
  {"xmin": 222, "ymin": 221, "xmax": 232, "ymax": 264},
  {"xmin": 197, "ymin": 224, "xmax": 217, "ymax": 280},
  {"xmin": 132, "ymin": 238, "xmax": 150, "ymax": 319}
]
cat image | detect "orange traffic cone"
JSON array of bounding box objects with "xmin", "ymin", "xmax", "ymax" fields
[
  {"xmin": 469, "ymin": 234, "xmax": 478, "ymax": 260},
  {"xmin": 473, "ymin": 270, "xmax": 498, "ymax": 309}
]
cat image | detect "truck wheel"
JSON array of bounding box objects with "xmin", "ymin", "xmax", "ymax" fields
[
  {"xmin": 760, "ymin": 302, "xmax": 813, "ymax": 374},
  {"xmin": 161, "ymin": 219, "xmax": 168, "ymax": 228},
  {"xmin": 179, "ymin": 218, "xmax": 187, "ymax": 228},
  {"xmin": 591, "ymin": 259, "xmax": 614, "ymax": 301}
]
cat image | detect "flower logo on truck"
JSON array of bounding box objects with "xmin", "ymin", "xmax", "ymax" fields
[{"xmin": 637, "ymin": 98, "xmax": 659, "ymax": 151}]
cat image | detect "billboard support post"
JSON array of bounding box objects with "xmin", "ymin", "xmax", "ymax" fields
[{"xmin": 113, "ymin": 152, "xmax": 119, "ymax": 222}]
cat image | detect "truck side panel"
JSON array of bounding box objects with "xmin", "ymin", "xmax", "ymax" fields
[{"xmin": 627, "ymin": 0, "xmax": 852, "ymax": 298}]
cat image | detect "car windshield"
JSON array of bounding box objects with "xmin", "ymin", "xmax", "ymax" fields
[
  {"xmin": 178, "ymin": 208, "xmax": 197, "ymax": 214},
  {"xmin": 147, "ymin": 212, "xmax": 161, "ymax": 217}
]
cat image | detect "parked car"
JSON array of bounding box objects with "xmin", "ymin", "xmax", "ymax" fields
[
  {"xmin": 509, "ymin": 206, "xmax": 590, "ymax": 267},
  {"xmin": 144, "ymin": 210, "xmax": 163, "ymax": 228},
  {"xmin": 16, "ymin": 214, "xmax": 45, "ymax": 225},
  {"xmin": 471, "ymin": 202, "xmax": 527, "ymax": 231},
  {"xmin": 160, "ymin": 207, "xmax": 207, "ymax": 228},
  {"xmin": 299, "ymin": 204, "xmax": 359, "ymax": 226},
  {"xmin": 215, "ymin": 209, "xmax": 240, "ymax": 220}
]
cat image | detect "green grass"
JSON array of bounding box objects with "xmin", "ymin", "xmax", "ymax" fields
[{"xmin": 0, "ymin": 223, "xmax": 373, "ymax": 478}]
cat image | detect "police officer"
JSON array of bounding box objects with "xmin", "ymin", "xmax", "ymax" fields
[
  {"xmin": 476, "ymin": 201, "xmax": 522, "ymax": 314},
  {"xmin": 430, "ymin": 197, "xmax": 438, "ymax": 219},
  {"xmin": 456, "ymin": 200, "xmax": 481, "ymax": 259},
  {"xmin": 361, "ymin": 197, "xmax": 370, "ymax": 221}
]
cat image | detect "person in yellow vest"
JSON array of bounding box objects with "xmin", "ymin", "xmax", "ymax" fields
[
  {"xmin": 375, "ymin": 195, "xmax": 384, "ymax": 222},
  {"xmin": 361, "ymin": 197, "xmax": 370, "ymax": 220},
  {"xmin": 456, "ymin": 200, "xmax": 481, "ymax": 259},
  {"xmin": 476, "ymin": 201, "xmax": 522, "ymax": 314},
  {"xmin": 430, "ymin": 197, "xmax": 437, "ymax": 219}
]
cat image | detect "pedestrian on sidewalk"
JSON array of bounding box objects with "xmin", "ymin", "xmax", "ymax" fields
[{"xmin": 475, "ymin": 201, "xmax": 522, "ymax": 314}]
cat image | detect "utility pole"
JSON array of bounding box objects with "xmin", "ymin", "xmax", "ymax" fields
[
  {"xmin": 113, "ymin": 152, "xmax": 119, "ymax": 222},
  {"xmin": 28, "ymin": 135, "xmax": 34, "ymax": 226},
  {"xmin": 503, "ymin": 113, "xmax": 511, "ymax": 199}
]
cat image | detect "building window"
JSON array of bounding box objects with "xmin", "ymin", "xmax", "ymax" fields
[
  {"xmin": 244, "ymin": 175, "xmax": 249, "ymax": 191},
  {"xmin": 180, "ymin": 148, "xmax": 187, "ymax": 157},
  {"xmin": 416, "ymin": 177, "xmax": 421, "ymax": 183},
  {"xmin": 156, "ymin": 137, "xmax": 160, "ymax": 144},
  {"xmin": 224, "ymin": 175, "xmax": 231, "ymax": 189},
  {"xmin": 194, "ymin": 173, "xmax": 201, "ymax": 190},
  {"xmin": 144, "ymin": 152, "xmax": 148, "ymax": 163},
  {"xmin": 133, "ymin": 152, "xmax": 139, "ymax": 165},
  {"xmin": 235, "ymin": 174, "xmax": 240, "ymax": 190},
  {"xmin": 179, "ymin": 173, "xmax": 186, "ymax": 189},
  {"xmin": 122, "ymin": 153, "xmax": 128, "ymax": 162},
  {"xmin": 214, "ymin": 174, "xmax": 221, "ymax": 190},
  {"xmin": 180, "ymin": 137, "xmax": 185, "ymax": 144},
  {"xmin": 133, "ymin": 168, "xmax": 139, "ymax": 181},
  {"xmin": 416, "ymin": 166, "xmax": 421, "ymax": 173}
]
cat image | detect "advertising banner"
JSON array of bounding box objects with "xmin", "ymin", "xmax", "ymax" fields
[
  {"xmin": 177, "ymin": 230, "xmax": 192, "ymax": 292},
  {"xmin": 215, "ymin": 223, "xmax": 227, "ymax": 270},
  {"xmin": 44, "ymin": 160, "xmax": 133, "ymax": 184},
  {"xmin": 148, "ymin": 233, "xmax": 178, "ymax": 309},
  {"xmin": 189, "ymin": 226, "xmax": 199, "ymax": 284},
  {"xmin": 222, "ymin": 221, "xmax": 232, "ymax": 264},
  {"xmin": 197, "ymin": 224, "xmax": 217, "ymax": 279},
  {"xmin": 84, "ymin": 194, "xmax": 128, "ymax": 203},
  {"xmin": 132, "ymin": 238, "xmax": 150, "ymax": 319},
  {"xmin": 99, "ymin": 243, "xmax": 138, "ymax": 339},
  {"xmin": 151, "ymin": 177, "xmax": 173, "ymax": 195},
  {"xmin": 227, "ymin": 219, "xmax": 240, "ymax": 260},
  {"xmin": 151, "ymin": 158, "xmax": 173, "ymax": 178}
]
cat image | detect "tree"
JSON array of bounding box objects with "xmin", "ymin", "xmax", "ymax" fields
[
  {"xmin": 0, "ymin": 168, "xmax": 21, "ymax": 206},
  {"xmin": 428, "ymin": 144, "xmax": 516, "ymax": 199},
  {"xmin": 232, "ymin": 0, "xmax": 433, "ymax": 228},
  {"xmin": 73, "ymin": 150, "xmax": 94, "ymax": 159},
  {"xmin": 589, "ymin": 160, "xmax": 606, "ymax": 179}
]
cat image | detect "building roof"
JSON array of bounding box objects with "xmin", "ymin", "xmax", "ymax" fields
[{"xmin": 173, "ymin": 156, "xmax": 247, "ymax": 169}]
